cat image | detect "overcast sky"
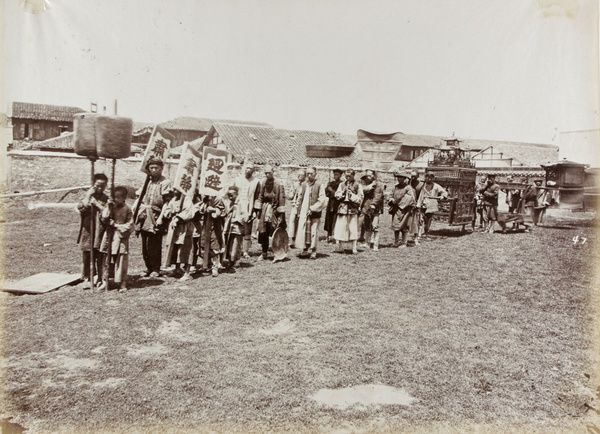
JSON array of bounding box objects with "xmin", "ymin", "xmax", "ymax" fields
[{"xmin": 3, "ymin": 0, "xmax": 599, "ymax": 164}]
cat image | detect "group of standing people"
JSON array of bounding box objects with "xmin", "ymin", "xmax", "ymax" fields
[
  {"xmin": 76, "ymin": 160, "xmax": 467, "ymax": 291},
  {"xmin": 474, "ymin": 174, "xmax": 552, "ymax": 232}
]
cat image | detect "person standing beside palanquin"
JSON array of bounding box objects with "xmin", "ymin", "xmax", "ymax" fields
[
  {"xmin": 473, "ymin": 175, "xmax": 487, "ymax": 229},
  {"xmin": 294, "ymin": 166, "xmax": 327, "ymax": 259},
  {"xmin": 480, "ymin": 173, "xmax": 500, "ymax": 234},
  {"xmin": 257, "ymin": 165, "xmax": 286, "ymax": 261},
  {"xmin": 334, "ymin": 169, "xmax": 364, "ymax": 254},
  {"xmin": 135, "ymin": 157, "xmax": 172, "ymax": 277},
  {"xmin": 78, "ymin": 173, "xmax": 109, "ymax": 289},
  {"xmin": 233, "ymin": 163, "xmax": 261, "ymax": 259},
  {"xmin": 417, "ymin": 173, "xmax": 448, "ymax": 239},
  {"xmin": 389, "ymin": 170, "xmax": 416, "ymax": 248},
  {"xmin": 324, "ymin": 168, "xmax": 343, "ymax": 244},
  {"xmin": 287, "ymin": 168, "xmax": 306, "ymax": 248}
]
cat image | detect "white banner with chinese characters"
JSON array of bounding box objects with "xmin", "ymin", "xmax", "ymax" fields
[
  {"xmin": 173, "ymin": 144, "xmax": 202, "ymax": 197},
  {"xmin": 140, "ymin": 125, "xmax": 175, "ymax": 174},
  {"xmin": 199, "ymin": 147, "xmax": 229, "ymax": 196}
]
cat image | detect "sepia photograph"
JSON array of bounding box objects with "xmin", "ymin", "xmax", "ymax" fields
[{"xmin": 1, "ymin": 0, "xmax": 599, "ymax": 432}]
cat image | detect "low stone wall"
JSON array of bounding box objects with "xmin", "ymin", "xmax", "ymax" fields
[
  {"xmin": 6, "ymin": 151, "xmax": 400, "ymax": 202},
  {"xmin": 8, "ymin": 151, "xmax": 523, "ymax": 205}
]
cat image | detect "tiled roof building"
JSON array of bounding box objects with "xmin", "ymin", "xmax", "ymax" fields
[
  {"xmin": 199, "ymin": 123, "xmax": 361, "ymax": 168},
  {"xmin": 10, "ymin": 101, "xmax": 85, "ymax": 143}
]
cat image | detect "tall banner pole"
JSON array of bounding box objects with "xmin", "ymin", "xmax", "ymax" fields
[
  {"xmin": 89, "ymin": 157, "xmax": 96, "ymax": 292},
  {"xmin": 198, "ymin": 147, "xmax": 229, "ymax": 271},
  {"xmin": 164, "ymin": 143, "xmax": 202, "ymax": 270},
  {"xmin": 102, "ymin": 159, "xmax": 116, "ymax": 291}
]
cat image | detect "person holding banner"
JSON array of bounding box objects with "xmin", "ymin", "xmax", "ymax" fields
[
  {"xmin": 257, "ymin": 165, "xmax": 286, "ymax": 261},
  {"xmin": 198, "ymin": 195, "xmax": 226, "ymax": 277},
  {"xmin": 160, "ymin": 190, "xmax": 195, "ymax": 281},
  {"xmin": 295, "ymin": 166, "xmax": 327, "ymax": 259},
  {"xmin": 233, "ymin": 163, "xmax": 262, "ymax": 259},
  {"xmin": 135, "ymin": 157, "xmax": 172, "ymax": 277}
]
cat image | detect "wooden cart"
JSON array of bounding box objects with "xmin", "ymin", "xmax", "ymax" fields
[{"xmin": 495, "ymin": 181, "xmax": 533, "ymax": 232}]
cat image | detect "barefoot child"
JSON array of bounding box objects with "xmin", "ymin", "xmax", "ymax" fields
[
  {"xmin": 199, "ymin": 195, "xmax": 226, "ymax": 277},
  {"xmin": 161, "ymin": 190, "xmax": 195, "ymax": 281},
  {"xmin": 99, "ymin": 186, "xmax": 133, "ymax": 291}
]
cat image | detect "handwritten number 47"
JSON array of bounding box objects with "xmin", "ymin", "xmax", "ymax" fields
[{"xmin": 573, "ymin": 235, "xmax": 587, "ymax": 245}]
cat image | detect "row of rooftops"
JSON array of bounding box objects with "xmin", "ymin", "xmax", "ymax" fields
[{"xmin": 7, "ymin": 101, "xmax": 561, "ymax": 169}]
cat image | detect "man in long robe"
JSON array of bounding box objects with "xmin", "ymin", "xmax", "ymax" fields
[
  {"xmin": 324, "ymin": 168, "xmax": 343, "ymax": 243},
  {"xmin": 358, "ymin": 169, "xmax": 384, "ymax": 251},
  {"xmin": 389, "ymin": 170, "xmax": 416, "ymax": 248},
  {"xmin": 287, "ymin": 169, "xmax": 306, "ymax": 248},
  {"xmin": 295, "ymin": 166, "xmax": 327, "ymax": 259},
  {"xmin": 257, "ymin": 165, "xmax": 286, "ymax": 260},
  {"xmin": 135, "ymin": 157, "xmax": 172, "ymax": 277},
  {"xmin": 233, "ymin": 163, "xmax": 261, "ymax": 258},
  {"xmin": 334, "ymin": 169, "xmax": 364, "ymax": 254}
]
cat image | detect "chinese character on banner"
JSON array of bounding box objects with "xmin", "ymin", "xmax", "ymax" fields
[
  {"xmin": 140, "ymin": 125, "xmax": 175, "ymax": 174},
  {"xmin": 173, "ymin": 144, "xmax": 202, "ymax": 196},
  {"xmin": 199, "ymin": 147, "xmax": 229, "ymax": 196}
]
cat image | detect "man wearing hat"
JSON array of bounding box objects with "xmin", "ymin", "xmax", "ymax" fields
[
  {"xmin": 359, "ymin": 169, "xmax": 384, "ymax": 251},
  {"xmin": 479, "ymin": 173, "xmax": 500, "ymax": 233},
  {"xmin": 135, "ymin": 156, "xmax": 172, "ymax": 277},
  {"xmin": 533, "ymin": 179, "xmax": 550, "ymax": 225},
  {"xmin": 256, "ymin": 165, "xmax": 286, "ymax": 260},
  {"xmin": 287, "ymin": 168, "xmax": 307, "ymax": 248},
  {"xmin": 233, "ymin": 162, "xmax": 262, "ymax": 258},
  {"xmin": 334, "ymin": 168, "xmax": 364, "ymax": 254},
  {"xmin": 409, "ymin": 170, "xmax": 424, "ymax": 242},
  {"xmin": 324, "ymin": 168, "xmax": 343, "ymax": 243},
  {"xmin": 295, "ymin": 166, "xmax": 327, "ymax": 258},
  {"xmin": 417, "ymin": 172, "xmax": 448, "ymax": 239},
  {"xmin": 389, "ymin": 169, "xmax": 417, "ymax": 247}
]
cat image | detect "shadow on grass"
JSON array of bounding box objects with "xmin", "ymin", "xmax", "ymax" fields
[
  {"xmin": 429, "ymin": 228, "xmax": 472, "ymax": 238},
  {"xmin": 127, "ymin": 277, "xmax": 166, "ymax": 289},
  {"xmin": 543, "ymin": 223, "xmax": 596, "ymax": 230},
  {"xmin": 295, "ymin": 253, "xmax": 330, "ymax": 260}
]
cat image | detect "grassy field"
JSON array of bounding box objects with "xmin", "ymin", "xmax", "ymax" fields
[{"xmin": 1, "ymin": 200, "xmax": 599, "ymax": 433}]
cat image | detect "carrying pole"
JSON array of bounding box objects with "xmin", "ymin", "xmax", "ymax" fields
[
  {"xmin": 202, "ymin": 198, "xmax": 213, "ymax": 271},
  {"xmin": 102, "ymin": 159, "xmax": 116, "ymax": 291},
  {"xmin": 132, "ymin": 175, "xmax": 150, "ymax": 224},
  {"xmin": 89, "ymin": 158, "xmax": 96, "ymax": 292}
]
